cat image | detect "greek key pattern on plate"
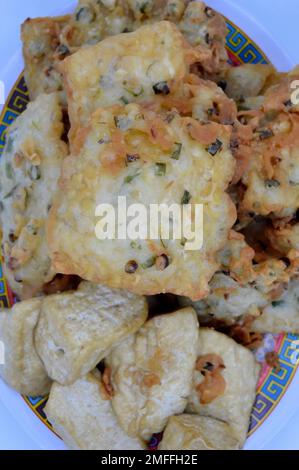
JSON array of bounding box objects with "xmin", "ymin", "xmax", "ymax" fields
[
  {"xmin": 249, "ymin": 333, "xmax": 299, "ymax": 435},
  {"xmin": 0, "ymin": 75, "xmax": 29, "ymax": 157},
  {"xmin": 226, "ymin": 20, "xmax": 268, "ymax": 66}
]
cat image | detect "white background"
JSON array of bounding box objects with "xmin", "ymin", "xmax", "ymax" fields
[{"xmin": 0, "ymin": 0, "xmax": 299, "ymax": 450}]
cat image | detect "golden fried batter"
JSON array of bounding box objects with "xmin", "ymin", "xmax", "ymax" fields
[
  {"xmin": 61, "ymin": 21, "xmax": 197, "ymax": 139},
  {"xmin": 21, "ymin": 1, "xmax": 228, "ymax": 100},
  {"xmin": 0, "ymin": 93, "xmax": 68, "ymax": 299},
  {"xmin": 48, "ymin": 103, "xmax": 236, "ymax": 299},
  {"xmin": 240, "ymin": 68, "xmax": 299, "ymax": 218}
]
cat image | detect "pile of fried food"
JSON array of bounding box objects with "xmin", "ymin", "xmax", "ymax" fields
[{"xmin": 1, "ymin": 0, "xmax": 299, "ymax": 451}]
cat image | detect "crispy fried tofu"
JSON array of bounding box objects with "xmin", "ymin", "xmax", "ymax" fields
[
  {"xmin": 266, "ymin": 222, "xmax": 299, "ymax": 255},
  {"xmin": 253, "ymin": 278, "xmax": 299, "ymax": 333},
  {"xmin": 158, "ymin": 414, "xmax": 240, "ymax": 450},
  {"xmin": 45, "ymin": 372, "xmax": 144, "ymax": 450},
  {"xmin": 48, "ymin": 103, "xmax": 236, "ymax": 299},
  {"xmin": 21, "ymin": 16, "xmax": 70, "ymax": 100},
  {"xmin": 21, "ymin": 2, "xmax": 227, "ymax": 100},
  {"xmin": 180, "ymin": 254, "xmax": 293, "ymax": 328},
  {"xmin": 216, "ymin": 231, "xmax": 255, "ymax": 284},
  {"xmin": 187, "ymin": 328, "xmax": 260, "ymax": 447},
  {"xmin": 179, "ymin": 0, "xmax": 228, "ymax": 78},
  {"xmin": 106, "ymin": 308, "xmax": 199, "ymax": 442},
  {"xmin": 149, "ymin": 75, "xmax": 237, "ymax": 125},
  {"xmin": 180, "ymin": 272, "xmax": 269, "ymax": 325},
  {"xmin": 241, "ymin": 68, "xmax": 299, "ymax": 218},
  {"xmin": 225, "ymin": 64, "xmax": 277, "ymax": 102},
  {"xmin": 0, "ymin": 299, "xmax": 51, "ymax": 396},
  {"xmin": 0, "ymin": 93, "xmax": 68, "ymax": 299},
  {"xmin": 61, "ymin": 21, "xmax": 195, "ymax": 138},
  {"xmin": 64, "ymin": 0, "xmax": 133, "ymax": 48},
  {"xmin": 35, "ymin": 282, "xmax": 148, "ymax": 385}
]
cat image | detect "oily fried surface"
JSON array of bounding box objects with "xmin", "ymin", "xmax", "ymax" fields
[
  {"xmin": 239, "ymin": 68, "xmax": 299, "ymax": 218},
  {"xmin": 180, "ymin": 254, "xmax": 297, "ymax": 332},
  {"xmin": 45, "ymin": 372, "xmax": 144, "ymax": 450},
  {"xmin": 21, "ymin": 16, "xmax": 70, "ymax": 100},
  {"xmin": 0, "ymin": 298, "xmax": 51, "ymax": 396},
  {"xmin": 158, "ymin": 414, "xmax": 240, "ymax": 450},
  {"xmin": 224, "ymin": 64, "xmax": 278, "ymax": 103},
  {"xmin": 187, "ymin": 328, "xmax": 260, "ymax": 447},
  {"xmin": 106, "ymin": 308, "xmax": 199, "ymax": 441},
  {"xmin": 266, "ymin": 221, "xmax": 299, "ymax": 255},
  {"xmin": 0, "ymin": 93, "xmax": 68, "ymax": 299},
  {"xmin": 21, "ymin": 2, "xmax": 228, "ymax": 100},
  {"xmin": 61, "ymin": 21, "xmax": 196, "ymax": 138},
  {"xmin": 252, "ymin": 277, "xmax": 299, "ymax": 333},
  {"xmin": 48, "ymin": 103, "xmax": 236, "ymax": 299},
  {"xmin": 146, "ymin": 74, "xmax": 237, "ymax": 125},
  {"xmin": 35, "ymin": 281, "xmax": 147, "ymax": 385}
]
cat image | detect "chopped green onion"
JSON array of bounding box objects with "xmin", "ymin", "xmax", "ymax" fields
[
  {"xmin": 124, "ymin": 171, "xmax": 140, "ymax": 184},
  {"xmin": 153, "ymin": 81, "xmax": 170, "ymax": 95},
  {"xmin": 28, "ymin": 165, "xmax": 41, "ymax": 181},
  {"xmin": 271, "ymin": 300, "xmax": 284, "ymax": 307},
  {"xmin": 114, "ymin": 115, "xmax": 131, "ymax": 130},
  {"xmin": 155, "ymin": 162, "xmax": 166, "ymax": 176},
  {"xmin": 124, "ymin": 86, "xmax": 144, "ymax": 97},
  {"xmin": 171, "ymin": 143, "xmax": 182, "ymax": 160},
  {"xmin": 31, "ymin": 121, "xmax": 39, "ymax": 131},
  {"xmin": 141, "ymin": 256, "xmax": 156, "ymax": 269},
  {"xmin": 75, "ymin": 6, "xmax": 95, "ymax": 23},
  {"xmin": 130, "ymin": 241, "xmax": 142, "ymax": 250},
  {"xmin": 56, "ymin": 44, "xmax": 70, "ymax": 59},
  {"xmin": 180, "ymin": 237, "xmax": 187, "ymax": 247},
  {"xmin": 207, "ymin": 139, "xmax": 223, "ymax": 156},
  {"xmin": 120, "ymin": 96, "xmax": 130, "ymax": 105},
  {"xmin": 6, "ymin": 136, "xmax": 14, "ymax": 153},
  {"xmin": 181, "ymin": 190, "xmax": 191, "ymax": 205},
  {"xmin": 265, "ymin": 179, "xmax": 280, "ymax": 188},
  {"xmin": 5, "ymin": 162, "xmax": 13, "ymax": 179},
  {"xmin": 139, "ymin": 1, "xmax": 149, "ymax": 13},
  {"xmin": 4, "ymin": 185, "xmax": 18, "ymax": 199},
  {"xmin": 258, "ymin": 129, "xmax": 274, "ymax": 140}
]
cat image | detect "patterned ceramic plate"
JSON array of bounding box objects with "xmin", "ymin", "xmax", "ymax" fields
[{"xmin": 0, "ymin": 5, "xmax": 299, "ymax": 450}]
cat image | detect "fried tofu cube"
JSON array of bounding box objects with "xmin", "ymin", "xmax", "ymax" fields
[
  {"xmin": 0, "ymin": 93, "xmax": 68, "ymax": 299},
  {"xmin": 0, "ymin": 299, "xmax": 51, "ymax": 396},
  {"xmin": 35, "ymin": 282, "xmax": 148, "ymax": 385},
  {"xmin": 45, "ymin": 372, "xmax": 144, "ymax": 450},
  {"xmin": 158, "ymin": 414, "xmax": 240, "ymax": 450},
  {"xmin": 106, "ymin": 308, "xmax": 199, "ymax": 442},
  {"xmin": 187, "ymin": 328, "xmax": 260, "ymax": 447}
]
